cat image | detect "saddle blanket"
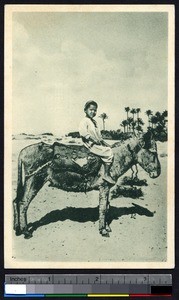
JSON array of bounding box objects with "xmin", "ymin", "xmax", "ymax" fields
[{"xmin": 52, "ymin": 142, "xmax": 102, "ymax": 176}]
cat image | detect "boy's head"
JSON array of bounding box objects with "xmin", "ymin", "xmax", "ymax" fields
[{"xmin": 84, "ymin": 100, "xmax": 98, "ymax": 118}]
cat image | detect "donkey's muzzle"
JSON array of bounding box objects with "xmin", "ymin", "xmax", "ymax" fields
[{"xmin": 149, "ymin": 167, "xmax": 161, "ymax": 179}]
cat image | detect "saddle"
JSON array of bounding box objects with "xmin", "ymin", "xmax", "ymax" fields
[{"xmin": 52, "ymin": 142, "xmax": 102, "ymax": 176}]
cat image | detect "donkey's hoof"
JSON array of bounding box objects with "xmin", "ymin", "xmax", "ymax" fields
[
  {"xmin": 100, "ymin": 229, "xmax": 110, "ymax": 237},
  {"xmin": 15, "ymin": 227, "xmax": 21, "ymax": 236},
  {"xmin": 106, "ymin": 225, "xmax": 112, "ymax": 232},
  {"xmin": 24, "ymin": 231, "xmax": 33, "ymax": 239}
]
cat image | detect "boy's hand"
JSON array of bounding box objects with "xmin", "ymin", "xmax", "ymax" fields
[
  {"xmin": 96, "ymin": 141, "xmax": 102, "ymax": 145},
  {"xmin": 100, "ymin": 140, "xmax": 111, "ymax": 147},
  {"xmin": 87, "ymin": 137, "xmax": 101, "ymax": 146},
  {"xmin": 93, "ymin": 140, "xmax": 101, "ymax": 146}
]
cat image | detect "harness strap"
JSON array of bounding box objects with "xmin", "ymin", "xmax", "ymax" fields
[{"xmin": 25, "ymin": 161, "xmax": 52, "ymax": 179}]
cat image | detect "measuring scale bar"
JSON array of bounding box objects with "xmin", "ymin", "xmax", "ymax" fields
[{"xmin": 5, "ymin": 274, "xmax": 172, "ymax": 297}]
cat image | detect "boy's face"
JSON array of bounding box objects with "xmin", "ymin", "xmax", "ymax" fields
[{"xmin": 85, "ymin": 105, "xmax": 97, "ymax": 118}]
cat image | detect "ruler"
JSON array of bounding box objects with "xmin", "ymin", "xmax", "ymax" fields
[{"xmin": 5, "ymin": 274, "xmax": 172, "ymax": 297}]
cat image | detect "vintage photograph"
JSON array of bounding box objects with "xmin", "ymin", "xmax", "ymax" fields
[{"xmin": 5, "ymin": 5, "xmax": 174, "ymax": 268}]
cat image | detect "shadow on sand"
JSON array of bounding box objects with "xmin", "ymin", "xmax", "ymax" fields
[{"xmin": 28, "ymin": 203, "xmax": 154, "ymax": 234}]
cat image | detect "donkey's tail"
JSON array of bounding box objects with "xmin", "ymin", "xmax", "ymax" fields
[
  {"xmin": 13, "ymin": 153, "xmax": 24, "ymax": 232},
  {"xmin": 16, "ymin": 152, "xmax": 25, "ymax": 200}
]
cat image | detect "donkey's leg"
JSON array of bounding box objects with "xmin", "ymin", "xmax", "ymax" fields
[
  {"xmin": 106, "ymin": 195, "xmax": 112, "ymax": 233},
  {"xmin": 13, "ymin": 184, "xmax": 25, "ymax": 235},
  {"xmin": 99, "ymin": 182, "xmax": 110, "ymax": 237},
  {"xmin": 19, "ymin": 173, "xmax": 47, "ymax": 239},
  {"xmin": 13, "ymin": 198, "xmax": 21, "ymax": 235}
]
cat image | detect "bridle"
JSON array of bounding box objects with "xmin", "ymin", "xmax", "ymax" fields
[{"xmin": 126, "ymin": 136, "xmax": 157, "ymax": 166}]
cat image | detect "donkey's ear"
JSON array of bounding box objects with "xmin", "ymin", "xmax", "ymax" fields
[
  {"xmin": 140, "ymin": 131, "xmax": 152, "ymax": 148},
  {"xmin": 144, "ymin": 130, "xmax": 153, "ymax": 141},
  {"xmin": 138, "ymin": 133, "xmax": 145, "ymax": 148},
  {"xmin": 136, "ymin": 131, "xmax": 143, "ymax": 139},
  {"xmin": 146, "ymin": 128, "xmax": 154, "ymax": 139},
  {"xmin": 134, "ymin": 129, "xmax": 143, "ymax": 138},
  {"xmin": 139, "ymin": 138, "xmax": 145, "ymax": 148},
  {"xmin": 150, "ymin": 130, "xmax": 154, "ymax": 139}
]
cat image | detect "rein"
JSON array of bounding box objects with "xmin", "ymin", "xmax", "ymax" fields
[{"xmin": 127, "ymin": 143, "xmax": 138, "ymax": 165}]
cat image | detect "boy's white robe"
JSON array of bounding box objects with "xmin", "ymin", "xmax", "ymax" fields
[{"xmin": 79, "ymin": 116, "xmax": 113, "ymax": 164}]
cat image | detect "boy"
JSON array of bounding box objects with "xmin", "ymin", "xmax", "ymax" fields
[{"xmin": 79, "ymin": 100, "xmax": 115, "ymax": 185}]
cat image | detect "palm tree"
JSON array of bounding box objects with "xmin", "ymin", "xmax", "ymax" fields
[
  {"xmin": 156, "ymin": 111, "xmax": 167, "ymax": 129},
  {"xmin": 136, "ymin": 108, "xmax": 141, "ymax": 127},
  {"xmin": 153, "ymin": 110, "xmax": 168, "ymax": 141},
  {"xmin": 162, "ymin": 110, "xmax": 168, "ymax": 118},
  {"xmin": 120, "ymin": 120, "xmax": 128, "ymax": 133},
  {"xmin": 150, "ymin": 115, "xmax": 158, "ymax": 129},
  {"xmin": 155, "ymin": 111, "xmax": 162, "ymax": 120},
  {"xmin": 136, "ymin": 124, "xmax": 143, "ymax": 132},
  {"xmin": 155, "ymin": 111, "xmax": 165, "ymax": 126},
  {"xmin": 136, "ymin": 108, "xmax": 141, "ymax": 119},
  {"xmin": 145, "ymin": 110, "xmax": 153, "ymax": 127},
  {"xmin": 131, "ymin": 120, "xmax": 137, "ymax": 133},
  {"xmin": 138, "ymin": 118, "xmax": 144, "ymax": 125},
  {"xmin": 130, "ymin": 108, "xmax": 136, "ymax": 120},
  {"xmin": 125, "ymin": 107, "xmax": 130, "ymax": 132},
  {"xmin": 126, "ymin": 119, "xmax": 129, "ymax": 133},
  {"xmin": 162, "ymin": 110, "xmax": 168, "ymax": 128},
  {"xmin": 128, "ymin": 117, "xmax": 133, "ymax": 132},
  {"xmin": 125, "ymin": 107, "xmax": 130, "ymax": 119},
  {"xmin": 99, "ymin": 113, "xmax": 108, "ymax": 131}
]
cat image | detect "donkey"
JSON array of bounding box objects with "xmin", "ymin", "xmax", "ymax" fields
[{"xmin": 13, "ymin": 131, "xmax": 161, "ymax": 238}]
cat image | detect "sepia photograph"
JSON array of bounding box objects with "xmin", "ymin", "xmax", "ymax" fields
[{"xmin": 5, "ymin": 5, "xmax": 174, "ymax": 268}]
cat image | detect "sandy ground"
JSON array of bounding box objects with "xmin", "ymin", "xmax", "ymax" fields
[{"xmin": 11, "ymin": 140, "xmax": 167, "ymax": 263}]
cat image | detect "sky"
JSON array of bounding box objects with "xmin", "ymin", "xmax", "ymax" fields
[{"xmin": 12, "ymin": 11, "xmax": 168, "ymax": 136}]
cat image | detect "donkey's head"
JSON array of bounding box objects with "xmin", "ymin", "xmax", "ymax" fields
[{"xmin": 136, "ymin": 131, "xmax": 161, "ymax": 179}]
